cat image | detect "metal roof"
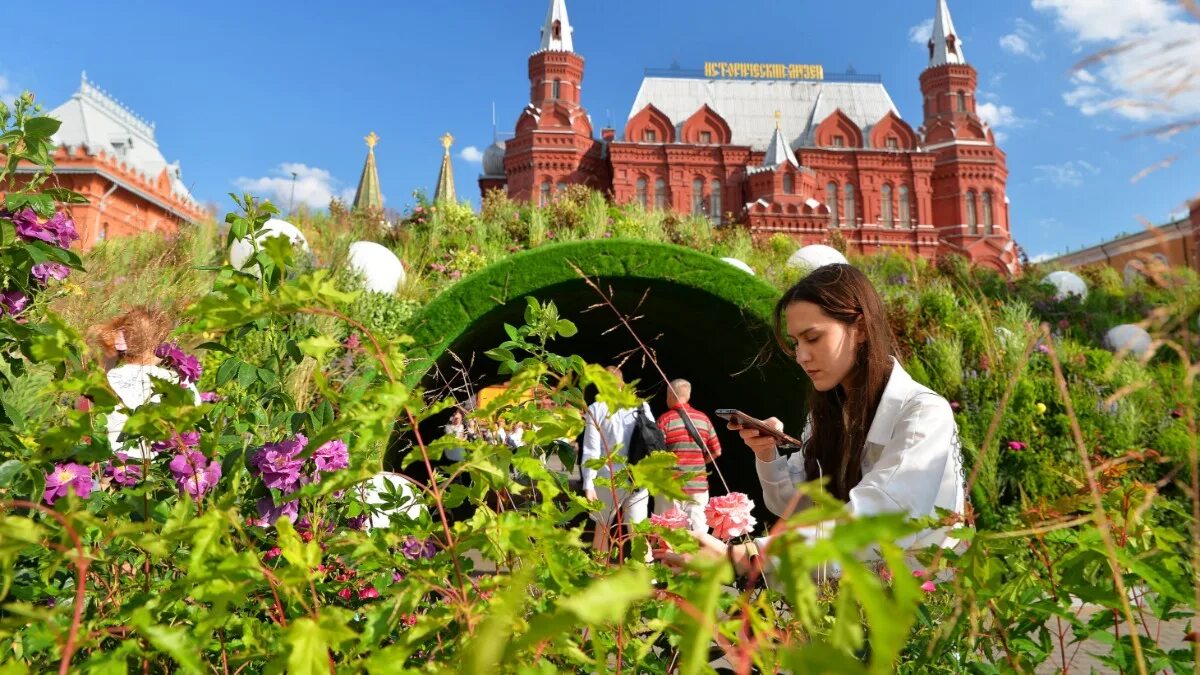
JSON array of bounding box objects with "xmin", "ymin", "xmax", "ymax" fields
[
  {"xmin": 539, "ymin": 0, "xmax": 573, "ymax": 52},
  {"xmin": 627, "ymin": 76, "xmax": 900, "ymax": 150},
  {"xmin": 47, "ymin": 73, "xmax": 197, "ymax": 205},
  {"xmin": 929, "ymin": 0, "xmax": 966, "ymax": 67}
]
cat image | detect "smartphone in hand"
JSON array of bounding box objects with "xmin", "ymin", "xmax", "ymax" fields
[{"xmin": 714, "ymin": 409, "xmax": 804, "ymax": 448}]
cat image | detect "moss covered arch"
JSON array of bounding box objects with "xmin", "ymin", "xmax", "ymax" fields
[{"xmin": 402, "ymin": 239, "xmax": 808, "ymax": 506}]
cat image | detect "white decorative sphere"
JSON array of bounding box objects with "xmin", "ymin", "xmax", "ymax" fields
[
  {"xmin": 357, "ymin": 472, "xmax": 427, "ymax": 530},
  {"xmin": 786, "ymin": 245, "xmax": 847, "ymax": 272},
  {"xmin": 1042, "ymin": 271, "xmax": 1088, "ymax": 301},
  {"xmin": 229, "ymin": 219, "xmax": 309, "ymax": 275},
  {"xmin": 347, "ymin": 241, "xmax": 406, "ymax": 293},
  {"xmin": 1104, "ymin": 324, "xmax": 1154, "ymax": 358},
  {"xmin": 721, "ymin": 257, "xmax": 755, "ymax": 275}
]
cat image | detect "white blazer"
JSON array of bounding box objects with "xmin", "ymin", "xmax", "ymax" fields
[{"xmin": 754, "ymin": 358, "xmax": 965, "ymax": 556}]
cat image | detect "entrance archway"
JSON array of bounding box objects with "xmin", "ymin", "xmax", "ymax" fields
[{"xmin": 401, "ymin": 239, "xmax": 808, "ymax": 516}]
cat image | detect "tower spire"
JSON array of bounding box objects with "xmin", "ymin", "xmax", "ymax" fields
[
  {"xmin": 928, "ymin": 0, "xmax": 966, "ymax": 67},
  {"xmin": 353, "ymin": 131, "xmax": 383, "ymax": 210},
  {"xmin": 434, "ymin": 133, "xmax": 457, "ymax": 204},
  {"xmin": 762, "ymin": 111, "xmax": 798, "ymax": 168},
  {"xmin": 539, "ymin": 0, "xmax": 574, "ymax": 52}
]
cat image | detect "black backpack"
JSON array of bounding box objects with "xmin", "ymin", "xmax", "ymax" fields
[{"xmin": 626, "ymin": 405, "xmax": 666, "ymax": 465}]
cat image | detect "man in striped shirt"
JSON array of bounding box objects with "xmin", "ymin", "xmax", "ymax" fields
[{"xmin": 654, "ymin": 378, "xmax": 722, "ymax": 533}]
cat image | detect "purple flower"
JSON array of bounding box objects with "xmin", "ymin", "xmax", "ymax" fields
[
  {"xmin": 44, "ymin": 463, "xmax": 93, "ymax": 504},
  {"xmin": 152, "ymin": 430, "xmax": 201, "ymax": 453},
  {"xmin": 402, "ymin": 536, "xmax": 437, "ymax": 560},
  {"xmin": 199, "ymin": 391, "xmax": 221, "ymax": 403},
  {"xmin": 104, "ymin": 459, "xmax": 142, "ymax": 487},
  {"xmin": 154, "ymin": 342, "xmax": 202, "ymax": 385},
  {"xmin": 392, "ymin": 571, "xmax": 404, "ymax": 583},
  {"xmin": 169, "ymin": 450, "xmax": 222, "ymax": 499},
  {"xmin": 42, "ymin": 212, "xmax": 78, "ymax": 248},
  {"xmin": 1007, "ymin": 441, "xmax": 1027, "ymax": 452},
  {"xmin": 346, "ymin": 514, "xmax": 368, "ymax": 530},
  {"xmin": 0, "ymin": 290, "xmax": 29, "ymax": 317},
  {"xmin": 31, "ymin": 262, "xmax": 70, "ymax": 285},
  {"xmin": 12, "ymin": 209, "xmax": 54, "ymax": 244},
  {"xmin": 343, "ymin": 333, "xmax": 361, "ymax": 350},
  {"xmin": 313, "ymin": 439, "xmax": 349, "ymax": 473},
  {"xmin": 1036, "ymin": 343, "xmax": 1051, "ymax": 355},
  {"xmin": 254, "ymin": 495, "xmax": 299, "ymax": 527},
  {"xmin": 252, "ymin": 435, "xmax": 307, "ymax": 492}
]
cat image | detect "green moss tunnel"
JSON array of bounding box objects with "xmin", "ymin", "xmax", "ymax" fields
[{"xmin": 397, "ymin": 240, "xmax": 808, "ymax": 517}]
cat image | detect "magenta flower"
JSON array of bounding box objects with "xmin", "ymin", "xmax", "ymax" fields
[
  {"xmin": 402, "ymin": 536, "xmax": 437, "ymax": 560},
  {"xmin": 199, "ymin": 391, "xmax": 221, "ymax": 403},
  {"xmin": 254, "ymin": 495, "xmax": 299, "ymax": 527},
  {"xmin": 343, "ymin": 333, "xmax": 361, "ymax": 350},
  {"xmin": 154, "ymin": 342, "xmax": 202, "ymax": 384},
  {"xmin": 12, "ymin": 209, "xmax": 55, "ymax": 244},
  {"xmin": 169, "ymin": 450, "xmax": 222, "ymax": 499},
  {"xmin": 705, "ymin": 492, "xmax": 757, "ymax": 540},
  {"xmin": 44, "ymin": 463, "xmax": 93, "ymax": 504},
  {"xmin": 151, "ymin": 430, "xmax": 200, "ymax": 453},
  {"xmin": 31, "ymin": 262, "xmax": 70, "ymax": 285},
  {"xmin": 263, "ymin": 547, "xmax": 282, "ymax": 561},
  {"xmin": 252, "ymin": 434, "xmax": 307, "ymax": 492},
  {"xmin": 649, "ymin": 508, "xmax": 689, "ymax": 530},
  {"xmin": 0, "ymin": 290, "xmax": 29, "ymax": 317},
  {"xmin": 358, "ymin": 587, "xmax": 380, "ymax": 600},
  {"xmin": 921, "ymin": 580, "xmax": 937, "ymax": 593},
  {"xmin": 42, "ymin": 212, "xmax": 79, "ymax": 248},
  {"xmin": 1036, "ymin": 343, "xmax": 1051, "ymax": 355},
  {"xmin": 1007, "ymin": 441, "xmax": 1027, "ymax": 452},
  {"xmin": 104, "ymin": 457, "xmax": 142, "ymax": 487},
  {"xmin": 313, "ymin": 439, "xmax": 349, "ymax": 473}
]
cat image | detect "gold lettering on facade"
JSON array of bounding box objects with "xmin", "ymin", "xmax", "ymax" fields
[{"xmin": 703, "ymin": 62, "xmax": 824, "ymax": 80}]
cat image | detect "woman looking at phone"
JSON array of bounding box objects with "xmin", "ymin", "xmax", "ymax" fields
[{"xmin": 674, "ymin": 263, "xmax": 965, "ymax": 572}]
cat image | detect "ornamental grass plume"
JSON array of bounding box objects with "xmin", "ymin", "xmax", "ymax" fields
[
  {"xmin": 649, "ymin": 508, "xmax": 689, "ymax": 530},
  {"xmin": 705, "ymin": 492, "xmax": 757, "ymax": 540},
  {"xmin": 43, "ymin": 463, "xmax": 93, "ymax": 504}
]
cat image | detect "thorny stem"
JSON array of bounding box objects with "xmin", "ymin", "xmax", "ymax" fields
[
  {"xmin": 1, "ymin": 500, "xmax": 89, "ymax": 675},
  {"xmin": 1041, "ymin": 324, "xmax": 1147, "ymax": 675}
]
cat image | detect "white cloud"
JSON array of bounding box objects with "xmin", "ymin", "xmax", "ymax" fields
[
  {"xmin": 459, "ymin": 145, "xmax": 484, "ymax": 164},
  {"xmin": 1029, "ymin": 252, "xmax": 1056, "ymax": 263},
  {"xmin": 1035, "ymin": 160, "xmax": 1100, "ymax": 188},
  {"xmin": 1034, "ymin": 0, "xmax": 1200, "ymax": 121},
  {"xmin": 999, "ymin": 19, "xmax": 1045, "ymax": 60},
  {"xmin": 0, "ymin": 75, "xmax": 18, "ymax": 102},
  {"xmin": 908, "ymin": 18, "xmax": 933, "ymax": 45},
  {"xmin": 234, "ymin": 162, "xmax": 363, "ymax": 210},
  {"xmin": 976, "ymin": 101, "xmax": 1029, "ymax": 143}
]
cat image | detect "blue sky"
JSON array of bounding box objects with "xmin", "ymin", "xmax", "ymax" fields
[{"xmin": 6, "ymin": 0, "xmax": 1199, "ymax": 260}]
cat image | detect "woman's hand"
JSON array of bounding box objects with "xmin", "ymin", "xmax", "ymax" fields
[
  {"xmin": 654, "ymin": 532, "xmax": 757, "ymax": 576},
  {"xmin": 728, "ymin": 417, "xmax": 785, "ymax": 462}
]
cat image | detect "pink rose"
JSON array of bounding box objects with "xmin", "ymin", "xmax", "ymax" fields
[
  {"xmin": 921, "ymin": 580, "xmax": 937, "ymax": 593},
  {"xmin": 705, "ymin": 492, "xmax": 757, "ymax": 540},
  {"xmin": 649, "ymin": 508, "xmax": 689, "ymax": 530}
]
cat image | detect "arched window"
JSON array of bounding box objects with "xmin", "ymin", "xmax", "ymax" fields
[
  {"xmin": 540, "ymin": 181, "xmax": 552, "ymax": 206},
  {"xmin": 957, "ymin": 91, "xmax": 966, "ymax": 112},
  {"xmin": 827, "ymin": 182, "xmax": 839, "ymax": 227},
  {"xmin": 710, "ymin": 180, "xmax": 722, "ymax": 223},
  {"xmin": 899, "ymin": 185, "xmax": 911, "ymax": 228},
  {"xmin": 655, "ymin": 178, "xmax": 667, "ymax": 210},
  {"xmin": 844, "ymin": 183, "xmax": 856, "ymax": 226},
  {"xmin": 97, "ymin": 222, "xmax": 109, "ymax": 243},
  {"xmin": 636, "ymin": 177, "xmax": 648, "ymax": 209},
  {"xmin": 556, "ymin": 182, "xmax": 567, "ymax": 195},
  {"xmin": 966, "ymin": 190, "xmax": 978, "ymax": 234},
  {"xmin": 692, "ymin": 178, "xmax": 704, "ymax": 216},
  {"xmin": 881, "ymin": 184, "xmax": 894, "ymax": 228},
  {"xmin": 982, "ymin": 191, "xmax": 994, "ymax": 235},
  {"xmin": 552, "ymin": 19, "xmax": 561, "ymax": 40},
  {"xmin": 551, "ymin": 79, "xmax": 561, "ymax": 100},
  {"xmin": 783, "ymin": 173, "xmax": 795, "ymax": 195}
]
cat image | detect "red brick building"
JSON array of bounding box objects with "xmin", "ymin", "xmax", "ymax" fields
[
  {"xmin": 13, "ymin": 74, "xmax": 208, "ymax": 250},
  {"xmin": 480, "ymin": 0, "xmax": 1019, "ymax": 274}
]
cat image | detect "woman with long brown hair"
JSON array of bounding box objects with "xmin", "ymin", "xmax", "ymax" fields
[{"xmin": 665, "ymin": 264, "xmax": 964, "ymax": 571}]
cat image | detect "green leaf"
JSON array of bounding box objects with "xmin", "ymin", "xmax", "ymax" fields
[
  {"xmin": 23, "ymin": 116, "xmax": 61, "ymax": 139},
  {"xmin": 130, "ymin": 609, "xmax": 205, "ymax": 674},
  {"xmin": 284, "ymin": 618, "xmax": 329, "ymax": 675},
  {"xmin": 257, "ymin": 367, "xmax": 277, "ymax": 386},
  {"xmin": 195, "ymin": 341, "xmax": 234, "ymax": 355},
  {"xmin": 0, "ymin": 460, "xmax": 23, "ymax": 487},
  {"xmin": 297, "ymin": 335, "xmax": 339, "ymax": 361},
  {"xmin": 555, "ymin": 319, "xmax": 578, "ymax": 338},
  {"xmin": 215, "ymin": 358, "xmax": 240, "ymax": 387},
  {"xmin": 237, "ymin": 362, "xmax": 258, "ymax": 390},
  {"xmin": 42, "ymin": 187, "xmax": 88, "ymax": 204}
]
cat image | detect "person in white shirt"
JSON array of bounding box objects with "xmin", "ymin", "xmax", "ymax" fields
[
  {"xmin": 96, "ymin": 307, "xmax": 201, "ymax": 459},
  {"xmin": 663, "ymin": 264, "xmax": 965, "ymax": 574},
  {"xmin": 582, "ymin": 366, "xmax": 654, "ymax": 556}
]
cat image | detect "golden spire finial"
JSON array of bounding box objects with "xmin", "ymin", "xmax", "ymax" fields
[
  {"xmin": 440, "ymin": 132, "xmax": 454, "ymax": 154},
  {"xmin": 365, "ymin": 131, "xmax": 379, "ymax": 150},
  {"xmin": 774, "ymin": 110, "xmax": 782, "ymax": 129}
]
